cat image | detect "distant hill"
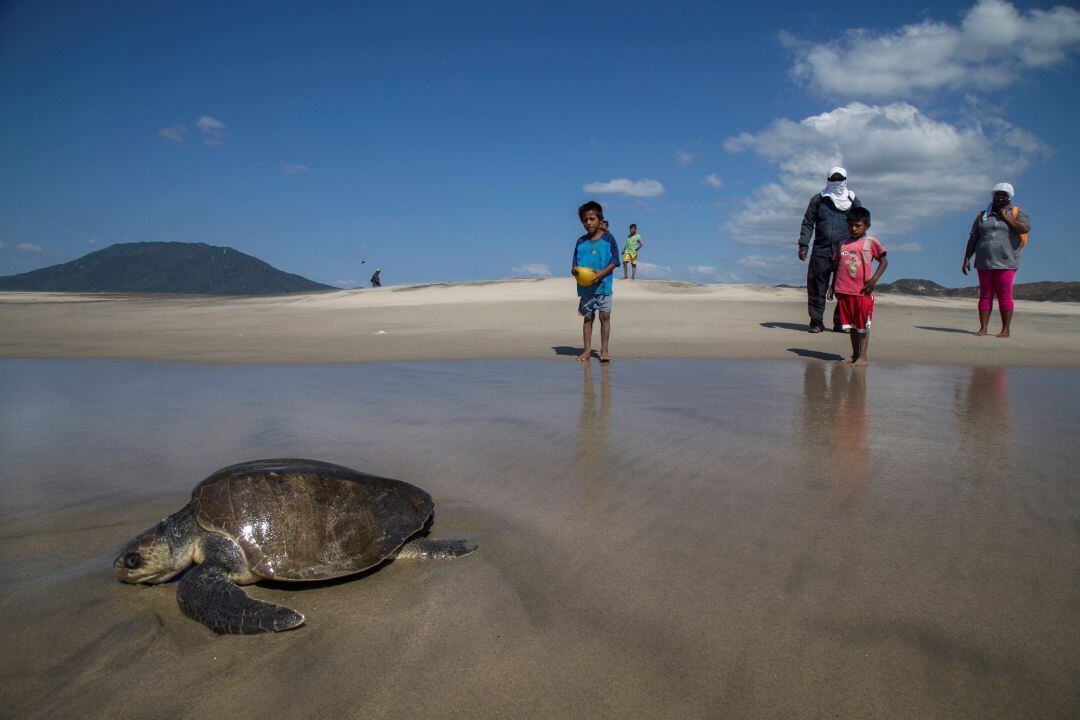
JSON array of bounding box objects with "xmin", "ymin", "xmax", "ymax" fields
[
  {"xmin": 875, "ymin": 278, "xmax": 951, "ymax": 296},
  {"xmin": 0, "ymin": 242, "xmax": 336, "ymax": 295},
  {"xmin": 877, "ymin": 278, "xmax": 1080, "ymax": 303}
]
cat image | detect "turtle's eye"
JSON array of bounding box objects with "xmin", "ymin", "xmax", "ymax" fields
[{"xmin": 123, "ymin": 553, "xmax": 142, "ymax": 570}]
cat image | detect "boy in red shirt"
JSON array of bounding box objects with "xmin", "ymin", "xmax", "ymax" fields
[{"xmin": 827, "ymin": 206, "xmax": 888, "ymax": 366}]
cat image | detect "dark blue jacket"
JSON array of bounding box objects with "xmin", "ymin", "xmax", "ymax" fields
[{"xmin": 799, "ymin": 194, "xmax": 862, "ymax": 257}]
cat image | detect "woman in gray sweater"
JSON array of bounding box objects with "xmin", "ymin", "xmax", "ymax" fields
[{"xmin": 962, "ymin": 182, "xmax": 1031, "ymax": 338}]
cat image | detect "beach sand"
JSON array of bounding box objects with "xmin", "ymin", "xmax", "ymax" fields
[
  {"xmin": 2, "ymin": 281, "xmax": 1079, "ymax": 718},
  {"xmin": 2, "ymin": 278, "xmax": 1079, "ymax": 365}
]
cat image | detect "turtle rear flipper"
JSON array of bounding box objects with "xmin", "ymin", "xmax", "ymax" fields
[
  {"xmin": 178, "ymin": 565, "xmax": 305, "ymax": 634},
  {"xmin": 395, "ymin": 538, "xmax": 477, "ymax": 560}
]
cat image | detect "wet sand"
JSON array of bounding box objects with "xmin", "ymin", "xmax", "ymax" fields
[
  {"xmin": 2, "ymin": 279, "xmax": 1079, "ymax": 366},
  {"xmin": 2, "ymin": 359, "xmax": 1078, "ymax": 719}
]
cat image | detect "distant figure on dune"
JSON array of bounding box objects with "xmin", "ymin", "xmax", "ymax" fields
[
  {"xmin": 370, "ymin": 268, "xmax": 382, "ymax": 288},
  {"xmin": 799, "ymin": 167, "xmax": 862, "ymax": 334},
  {"xmin": 571, "ymin": 200, "xmax": 620, "ymax": 363},
  {"xmin": 622, "ymin": 223, "xmax": 643, "ymax": 280},
  {"xmin": 962, "ymin": 182, "xmax": 1030, "ymax": 339}
]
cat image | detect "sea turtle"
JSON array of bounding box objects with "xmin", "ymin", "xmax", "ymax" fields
[{"xmin": 114, "ymin": 459, "xmax": 475, "ymax": 634}]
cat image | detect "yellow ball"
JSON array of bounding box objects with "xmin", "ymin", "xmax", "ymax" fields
[{"xmin": 574, "ymin": 266, "xmax": 597, "ymax": 287}]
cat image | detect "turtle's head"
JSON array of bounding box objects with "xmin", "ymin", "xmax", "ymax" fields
[{"xmin": 114, "ymin": 505, "xmax": 197, "ymax": 584}]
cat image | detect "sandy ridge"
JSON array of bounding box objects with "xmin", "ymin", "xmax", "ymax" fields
[{"xmin": 2, "ymin": 278, "xmax": 1078, "ymax": 366}]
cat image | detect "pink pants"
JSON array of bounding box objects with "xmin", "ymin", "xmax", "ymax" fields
[{"xmin": 977, "ymin": 269, "xmax": 1016, "ymax": 312}]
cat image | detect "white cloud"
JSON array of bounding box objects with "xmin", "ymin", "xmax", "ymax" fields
[
  {"xmin": 16, "ymin": 243, "xmax": 42, "ymax": 252},
  {"xmin": 582, "ymin": 178, "xmax": 665, "ymax": 198},
  {"xmin": 88, "ymin": 238, "xmax": 99, "ymax": 245},
  {"xmin": 890, "ymin": 242, "xmax": 923, "ymax": 252},
  {"xmin": 674, "ymin": 150, "xmax": 698, "ymax": 165},
  {"xmin": 688, "ymin": 265, "xmax": 741, "ymax": 283},
  {"xmin": 196, "ymin": 115, "xmax": 226, "ymax": 145},
  {"xmin": 281, "ymin": 163, "xmax": 310, "ymax": 175},
  {"xmin": 512, "ymin": 263, "xmax": 552, "ymax": 277},
  {"xmin": 631, "ymin": 261, "xmax": 673, "ymax": 279},
  {"xmin": 196, "ymin": 116, "xmax": 225, "ymax": 133},
  {"xmin": 702, "ymin": 173, "xmax": 724, "ymax": 189},
  {"xmin": 723, "ymin": 102, "xmax": 1048, "ymax": 246},
  {"xmin": 783, "ymin": 0, "xmax": 1080, "ymax": 99},
  {"xmin": 332, "ymin": 280, "xmax": 358, "ymax": 288},
  {"xmin": 158, "ymin": 124, "xmax": 186, "ymax": 142},
  {"xmin": 736, "ymin": 254, "xmax": 806, "ymax": 284}
]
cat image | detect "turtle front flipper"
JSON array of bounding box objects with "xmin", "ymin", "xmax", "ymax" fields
[{"xmin": 177, "ymin": 564, "xmax": 305, "ymax": 634}]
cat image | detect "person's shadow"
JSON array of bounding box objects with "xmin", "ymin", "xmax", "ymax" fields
[
  {"xmin": 916, "ymin": 326, "xmax": 973, "ymax": 334},
  {"xmin": 552, "ymin": 346, "xmax": 598, "ymax": 358},
  {"xmin": 787, "ymin": 348, "xmax": 845, "ymax": 361},
  {"xmin": 761, "ymin": 322, "xmax": 808, "ymax": 331}
]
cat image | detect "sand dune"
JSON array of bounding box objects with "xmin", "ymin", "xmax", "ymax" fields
[{"xmin": 2, "ymin": 278, "xmax": 1078, "ymax": 365}]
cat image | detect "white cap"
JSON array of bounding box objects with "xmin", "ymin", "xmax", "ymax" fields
[
  {"xmin": 992, "ymin": 182, "xmax": 1014, "ymax": 198},
  {"xmin": 828, "ymin": 166, "xmax": 847, "ymax": 179}
]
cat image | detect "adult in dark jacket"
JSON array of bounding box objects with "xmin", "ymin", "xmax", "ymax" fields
[{"xmin": 798, "ymin": 167, "xmax": 862, "ymax": 332}]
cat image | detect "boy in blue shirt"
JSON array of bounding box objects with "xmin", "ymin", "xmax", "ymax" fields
[{"xmin": 571, "ymin": 200, "xmax": 620, "ymax": 362}]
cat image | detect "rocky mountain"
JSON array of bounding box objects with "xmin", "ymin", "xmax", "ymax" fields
[{"xmin": 0, "ymin": 242, "xmax": 336, "ymax": 295}]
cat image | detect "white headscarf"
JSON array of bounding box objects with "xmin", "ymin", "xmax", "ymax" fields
[
  {"xmin": 985, "ymin": 182, "xmax": 1014, "ymax": 218},
  {"xmin": 821, "ymin": 166, "xmax": 855, "ymax": 211}
]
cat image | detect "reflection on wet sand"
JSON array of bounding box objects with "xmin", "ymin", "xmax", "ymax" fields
[
  {"xmin": 798, "ymin": 362, "xmax": 871, "ymax": 500},
  {"xmin": 2, "ymin": 359, "xmax": 1079, "ymax": 719},
  {"xmin": 830, "ymin": 367, "xmax": 868, "ymax": 502},
  {"xmin": 577, "ymin": 362, "xmax": 613, "ymax": 504},
  {"xmin": 955, "ymin": 367, "xmax": 1013, "ymax": 474}
]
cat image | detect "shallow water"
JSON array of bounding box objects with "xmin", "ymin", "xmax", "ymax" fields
[{"xmin": 1, "ymin": 358, "xmax": 1078, "ymax": 719}]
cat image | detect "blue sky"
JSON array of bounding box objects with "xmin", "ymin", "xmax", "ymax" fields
[{"xmin": 2, "ymin": 0, "xmax": 1078, "ymax": 287}]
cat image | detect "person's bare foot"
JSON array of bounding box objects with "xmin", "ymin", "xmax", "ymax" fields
[
  {"xmin": 599, "ymin": 354, "xmax": 611, "ymax": 363},
  {"xmin": 841, "ymin": 356, "xmax": 855, "ymax": 364},
  {"xmin": 974, "ymin": 329, "xmax": 988, "ymax": 336},
  {"xmin": 852, "ymin": 357, "xmax": 868, "ymax": 367},
  {"xmin": 577, "ymin": 351, "xmax": 591, "ymax": 361},
  {"xmin": 996, "ymin": 329, "xmax": 1010, "ymax": 338}
]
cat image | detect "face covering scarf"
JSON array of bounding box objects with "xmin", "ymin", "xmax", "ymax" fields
[{"xmin": 821, "ymin": 167, "xmax": 854, "ymax": 211}]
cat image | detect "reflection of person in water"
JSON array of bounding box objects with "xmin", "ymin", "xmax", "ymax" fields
[
  {"xmin": 954, "ymin": 367, "xmax": 1012, "ymax": 471},
  {"xmin": 797, "ymin": 362, "xmax": 870, "ymax": 498},
  {"xmin": 577, "ymin": 362, "xmax": 613, "ymax": 497},
  {"xmin": 829, "ymin": 366, "xmax": 869, "ymax": 499}
]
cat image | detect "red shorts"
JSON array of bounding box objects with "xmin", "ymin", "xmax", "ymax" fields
[{"xmin": 837, "ymin": 293, "xmax": 874, "ymax": 333}]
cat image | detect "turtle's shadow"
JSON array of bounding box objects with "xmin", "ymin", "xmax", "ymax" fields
[
  {"xmin": 157, "ymin": 553, "xmax": 398, "ymax": 592},
  {"xmin": 258, "ymin": 559, "xmax": 395, "ymax": 591}
]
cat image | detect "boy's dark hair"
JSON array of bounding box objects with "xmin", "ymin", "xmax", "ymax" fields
[
  {"xmin": 847, "ymin": 206, "xmax": 871, "ymax": 225},
  {"xmin": 629, "ymin": 223, "xmax": 637, "ymax": 229},
  {"xmin": 578, "ymin": 200, "xmax": 604, "ymax": 220}
]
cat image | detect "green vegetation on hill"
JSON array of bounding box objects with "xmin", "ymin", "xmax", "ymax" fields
[
  {"xmin": 876, "ymin": 278, "xmax": 1080, "ymax": 303},
  {"xmin": 0, "ymin": 242, "xmax": 335, "ymax": 295}
]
